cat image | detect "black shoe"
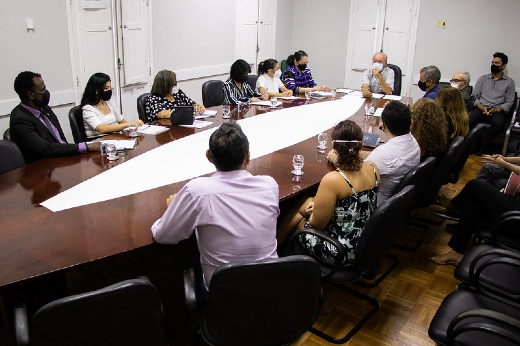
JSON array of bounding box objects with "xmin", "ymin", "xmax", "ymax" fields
[
  {"xmin": 445, "ymin": 223, "xmax": 459, "ymax": 233},
  {"xmin": 433, "ymin": 208, "xmax": 460, "ymax": 221}
]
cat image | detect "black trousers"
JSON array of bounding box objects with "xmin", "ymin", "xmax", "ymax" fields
[
  {"xmin": 469, "ymin": 108, "xmax": 506, "ymax": 151},
  {"xmin": 448, "ymin": 179, "xmax": 520, "ymax": 254}
]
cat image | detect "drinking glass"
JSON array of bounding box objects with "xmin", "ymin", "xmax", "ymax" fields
[
  {"xmin": 317, "ymin": 132, "xmax": 328, "ymax": 150},
  {"xmin": 128, "ymin": 123, "xmax": 139, "ymax": 137},
  {"xmin": 270, "ymin": 97, "xmax": 278, "ymax": 108},
  {"xmin": 222, "ymin": 104, "xmax": 231, "ymax": 119},
  {"xmin": 106, "ymin": 143, "xmax": 118, "ymax": 161},
  {"xmin": 364, "ymin": 103, "xmax": 375, "ymax": 116},
  {"xmin": 330, "ymin": 89, "xmax": 337, "ymax": 99},
  {"xmin": 291, "ymin": 154, "xmax": 304, "ymax": 176},
  {"xmin": 305, "ymin": 91, "xmax": 311, "ymax": 100}
]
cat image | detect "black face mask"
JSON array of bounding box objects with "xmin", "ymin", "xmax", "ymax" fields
[
  {"xmin": 491, "ymin": 64, "xmax": 502, "ymax": 74},
  {"xmin": 418, "ymin": 80, "xmax": 428, "ymax": 91},
  {"xmin": 238, "ymin": 74, "xmax": 249, "ymax": 83},
  {"xmin": 298, "ymin": 63, "xmax": 307, "ymax": 71},
  {"xmin": 101, "ymin": 89, "xmax": 112, "ymax": 101},
  {"xmin": 34, "ymin": 90, "xmax": 51, "ymax": 108}
]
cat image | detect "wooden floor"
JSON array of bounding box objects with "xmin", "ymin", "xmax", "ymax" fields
[{"xmin": 0, "ymin": 154, "xmax": 485, "ymax": 346}]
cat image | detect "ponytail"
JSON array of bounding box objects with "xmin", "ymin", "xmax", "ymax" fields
[
  {"xmin": 287, "ymin": 50, "xmax": 308, "ymax": 66},
  {"xmin": 257, "ymin": 59, "xmax": 278, "ymax": 76}
]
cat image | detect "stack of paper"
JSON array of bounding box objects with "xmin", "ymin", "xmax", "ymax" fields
[
  {"xmin": 138, "ymin": 125, "xmax": 169, "ymax": 135},
  {"xmin": 102, "ymin": 139, "xmax": 136, "ymax": 150},
  {"xmin": 250, "ymin": 100, "xmax": 283, "ymax": 107},
  {"xmin": 179, "ymin": 120, "xmax": 214, "ymax": 129},
  {"xmin": 383, "ymin": 95, "xmax": 403, "ymax": 100},
  {"xmin": 195, "ymin": 110, "xmax": 217, "ymax": 119}
]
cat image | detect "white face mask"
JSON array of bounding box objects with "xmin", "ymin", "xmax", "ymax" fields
[
  {"xmin": 450, "ymin": 83, "xmax": 459, "ymax": 89},
  {"xmin": 172, "ymin": 85, "xmax": 179, "ymax": 94},
  {"xmin": 274, "ymin": 69, "xmax": 282, "ymax": 79},
  {"xmin": 372, "ymin": 62, "xmax": 384, "ymax": 72}
]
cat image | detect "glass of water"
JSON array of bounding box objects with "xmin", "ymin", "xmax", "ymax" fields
[
  {"xmin": 222, "ymin": 104, "xmax": 231, "ymax": 119},
  {"xmin": 128, "ymin": 123, "xmax": 139, "ymax": 137},
  {"xmin": 317, "ymin": 132, "xmax": 328, "ymax": 150},
  {"xmin": 270, "ymin": 97, "xmax": 278, "ymax": 108},
  {"xmin": 291, "ymin": 154, "xmax": 304, "ymax": 176},
  {"xmin": 305, "ymin": 91, "xmax": 311, "ymax": 100},
  {"xmin": 106, "ymin": 142, "xmax": 118, "ymax": 161},
  {"xmin": 330, "ymin": 89, "xmax": 337, "ymax": 99},
  {"xmin": 364, "ymin": 103, "xmax": 375, "ymax": 116}
]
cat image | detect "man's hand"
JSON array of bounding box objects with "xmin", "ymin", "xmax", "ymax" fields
[
  {"xmin": 166, "ymin": 193, "xmax": 178, "ymax": 207},
  {"xmin": 87, "ymin": 142, "xmax": 101, "ymax": 152},
  {"xmin": 372, "ymin": 68, "xmax": 382, "ymax": 79},
  {"xmin": 362, "ymin": 90, "xmax": 373, "ymax": 98}
]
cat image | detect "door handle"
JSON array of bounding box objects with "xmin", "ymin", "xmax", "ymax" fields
[{"xmin": 123, "ymin": 25, "xmax": 128, "ymax": 29}]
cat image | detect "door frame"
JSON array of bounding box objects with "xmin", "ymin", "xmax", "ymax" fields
[{"xmin": 343, "ymin": 0, "xmax": 421, "ymax": 96}]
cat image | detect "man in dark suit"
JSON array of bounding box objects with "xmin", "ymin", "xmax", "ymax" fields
[{"xmin": 10, "ymin": 71, "xmax": 99, "ymax": 164}]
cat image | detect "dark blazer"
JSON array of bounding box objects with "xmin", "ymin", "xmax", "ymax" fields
[{"xmin": 10, "ymin": 104, "xmax": 80, "ymax": 164}]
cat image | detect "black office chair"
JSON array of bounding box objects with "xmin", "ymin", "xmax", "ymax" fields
[
  {"xmin": 3, "ymin": 128, "xmax": 11, "ymax": 140},
  {"xmin": 68, "ymin": 105, "xmax": 88, "ymax": 144},
  {"xmin": 201, "ymin": 80, "xmax": 225, "ymax": 108},
  {"xmin": 246, "ymin": 74, "xmax": 258, "ymax": 92},
  {"xmin": 287, "ymin": 185, "xmax": 415, "ymax": 344},
  {"xmin": 136, "ymin": 92, "xmax": 150, "ymax": 123},
  {"xmin": 502, "ymin": 100, "xmax": 520, "ymax": 155},
  {"xmin": 448, "ymin": 123, "xmax": 486, "ymax": 184},
  {"xmin": 386, "ymin": 63, "xmax": 402, "ymax": 96},
  {"xmin": 392, "ymin": 157, "xmax": 437, "ymax": 251},
  {"xmin": 0, "ymin": 140, "xmax": 25, "ymax": 175},
  {"xmin": 14, "ymin": 276, "xmax": 164, "ymax": 346},
  {"xmin": 184, "ymin": 255, "xmax": 322, "ymax": 346}
]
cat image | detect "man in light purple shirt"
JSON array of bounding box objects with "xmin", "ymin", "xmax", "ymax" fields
[{"xmin": 151, "ymin": 123, "xmax": 279, "ymax": 289}]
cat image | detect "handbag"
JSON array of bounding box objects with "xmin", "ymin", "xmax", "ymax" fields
[
  {"xmin": 170, "ymin": 106, "xmax": 194, "ymax": 125},
  {"xmin": 503, "ymin": 172, "xmax": 520, "ymax": 197}
]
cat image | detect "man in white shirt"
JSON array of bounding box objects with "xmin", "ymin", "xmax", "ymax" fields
[
  {"xmin": 366, "ymin": 100, "xmax": 421, "ymax": 206},
  {"xmin": 151, "ymin": 122, "xmax": 279, "ymax": 290},
  {"xmin": 361, "ymin": 52, "xmax": 394, "ymax": 98}
]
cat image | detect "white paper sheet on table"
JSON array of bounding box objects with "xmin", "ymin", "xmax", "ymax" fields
[
  {"xmin": 371, "ymin": 93, "xmax": 384, "ymax": 99},
  {"xmin": 41, "ymin": 97, "xmax": 365, "ymax": 212},
  {"xmin": 179, "ymin": 120, "xmax": 214, "ymax": 129},
  {"xmin": 373, "ymin": 108, "xmax": 384, "ymax": 117},
  {"xmin": 250, "ymin": 100, "xmax": 282, "ymax": 107},
  {"xmin": 138, "ymin": 125, "xmax": 169, "ymax": 135},
  {"xmin": 102, "ymin": 139, "xmax": 136, "ymax": 150},
  {"xmin": 336, "ymin": 88, "xmax": 353, "ymax": 94},
  {"xmin": 383, "ymin": 95, "xmax": 403, "ymax": 100},
  {"xmin": 347, "ymin": 90, "xmax": 364, "ymax": 97},
  {"xmin": 195, "ymin": 110, "xmax": 217, "ymax": 119},
  {"xmin": 277, "ymin": 96, "xmax": 300, "ymax": 100}
]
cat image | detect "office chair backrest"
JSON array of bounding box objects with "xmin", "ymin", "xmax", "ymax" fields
[
  {"xmin": 417, "ymin": 136, "xmax": 464, "ymax": 208},
  {"xmin": 355, "ymin": 185, "xmax": 415, "ymax": 274},
  {"xmin": 3, "ymin": 128, "xmax": 10, "ymax": 141},
  {"xmin": 68, "ymin": 105, "xmax": 87, "ymax": 144},
  {"xmin": 246, "ymin": 74, "xmax": 258, "ymax": 92},
  {"xmin": 201, "ymin": 80, "xmax": 225, "ymax": 108},
  {"xmin": 205, "ymin": 255, "xmax": 321, "ymax": 346},
  {"xmin": 29, "ymin": 276, "xmax": 163, "ymax": 346},
  {"xmin": 136, "ymin": 93, "xmax": 150, "ymax": 123},
  {"xmin": 0, "ymin": 140, "xmax": 25, "ymax": 175},
  {"xmin": 449, "ymin": 123, "xmax": 485, "ymax": 184},
  {"xmin": 280, "ymin": 59, "xmax": 289, "ymax": 75},
  {"xmin": 386, "ymin": 64, "xmax": 402, "ymax": 96},
  {"xmin": 392, "ymin": 157, "xmax": 436, "ymax": 210}
]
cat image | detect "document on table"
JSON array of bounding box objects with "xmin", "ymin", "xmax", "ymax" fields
[
  {"xmin": 310, "ymin": 91, "xmax": 333, "ymax": 97},
  {"xmin": 250, "ymin": 100, "xmax": 282, "ymax": 107},
  {"xmin": 347, "ymin": 90, "xmax": 364, "ymax": 97},
  {"xmin": 277, "ymin": 96, "xmax": 300, "ymax": 100},
  {"xmin": 138, "ymin": 125, "xmax": 169, "ymax": 135},
  {"xmin": 179, "ymin": 120, "xmax": 214, "ymax": 129},
  {"xmin": 371, "ymin": 93, "xmax": 384, "ymax": 99},
  {"xmin": 383, "ymin": 95, "xmax": 403, "ymax": 100},
  {"xmin": 102, "ymin": 139, "xmax": 136, "ymax": 150},
  {"xmin": 195, "ymin": 110, "xmax": 217, "ymax": 119},
  {"xmin": 336, "ymin": 88, "xmax": 353, "ymax": 94},
  {"xmin": 373, "ymin": 108, "xmax": 384, "ymax": 117}
]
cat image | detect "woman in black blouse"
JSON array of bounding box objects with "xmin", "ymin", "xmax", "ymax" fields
[{"xmin": 145, "ymin": 70, "xmax": 205, "ymax": 122}]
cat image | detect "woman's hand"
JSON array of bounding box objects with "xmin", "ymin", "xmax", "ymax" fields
[
  {"xmin": 129, "ymin": 119, "xmax": 144, "ymax": 126},
  {"xmin": 261, "ymin": 94, "xmax": 269, "ymax": 101},
  {"xmin": 251, "ymin": 97, "xmax": 262, "ymax": 102},
  {"xmin": 194, "ymin": 104, "xmax": 206, "ymax": 114}
]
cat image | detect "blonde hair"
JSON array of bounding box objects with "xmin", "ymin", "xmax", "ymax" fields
[
  {"xmin": 411, "ymin": 99, "xmax": 448, "ymax": 157},
  {"xmin": 436, "ymin": 86, "xmax": 469, "ymax": 138}
]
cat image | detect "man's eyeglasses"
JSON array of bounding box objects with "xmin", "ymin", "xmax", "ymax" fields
[{"xmin": 450, "ymin": 79, "xmax": 464, "ymax": 83}]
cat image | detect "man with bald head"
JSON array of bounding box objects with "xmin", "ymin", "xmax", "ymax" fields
[
  {"xmin": 451, "ymin": 71, "xmax": 473, "ymax": 112},
  {"xmin": 361, "ymin": 52, "xmax": 394, "ymax": 97}
]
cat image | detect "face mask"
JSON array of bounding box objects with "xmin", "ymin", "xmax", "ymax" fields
[
  {"xmin": 450, "ymin": 83, "xmax": 459, "ymax": 89},
  {"xmin": 238, "ymin": 74, "xmax": 249, "ymax": 83},
  {"xmin": 171, "ymin": 85, "xmax": 179, "ymax": 94},
  {"xmin": 101, "ymin": 89, "xmax": 112, "ymax": 101},
  {"xmin": 372, "ymin": 63, "xmax": 384, "ymax": 72},
  {"xmin": 298, "ymin": 63, "xmax": 307, "ymax": 71},
  {"xmin": 418, "ymin": 80, "xmax": 428, "ymax": 91},
  {"xmin": 491, "ymin": 64, "xmax": 502, "ymax": 74},
  {"xmin": 274, "ymin": 70, "xmax": 282, "ymax": 79},
  {"xmin": 35, "ymin": 90, "xmax": 51, "ymax": 108}
]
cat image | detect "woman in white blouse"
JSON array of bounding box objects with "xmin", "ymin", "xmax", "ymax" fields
[
  {"xmin": 256, "ymin": 59, "xmax": 293, "ymax": 98},
  {"xmin": 81, "ymin": 73, "xmax": 143, "ymax": 137}
]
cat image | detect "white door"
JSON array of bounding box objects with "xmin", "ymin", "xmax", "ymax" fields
[
  {"xmin": 257, "ymin": 0, "xmax": 276, "ymax": 65},
  {"xmin": 70, "ymin": 0, "xmax": 150, "ymax": 119},
  {"xmin": 344, "ymin": 0, "xmax": 420, "ymax": 96}
]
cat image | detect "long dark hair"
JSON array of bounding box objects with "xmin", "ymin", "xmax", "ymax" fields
[
  {"xmin": 81, "ymin": 72, "xmax": 110, "ymax": 106},
  {"xmin": 230, "ymin": 59, "xmax": 251, "ymax": 82},
  {"xmin": 257, "ymin": 59, "xmax": 278, "ymax": 76},
  {"xmin": 286, "ymin": 50, "xmax": 307, "ymax": 66}
]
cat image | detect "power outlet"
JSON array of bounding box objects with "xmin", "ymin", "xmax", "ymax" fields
[{"xmin": 437, "ymin": 19, "xmax": 447, "ymax": 29}]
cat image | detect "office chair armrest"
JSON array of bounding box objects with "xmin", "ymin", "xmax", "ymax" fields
[
  {"xmin": 288, "ymin": 228, "xmax": 347, "ymax": 279},
  {"xmin": 491, "ymin": 211, "xmax": 520, "ymax": 250},
  {"xmin": 447, "ymin": 308, "xmax": 520, "ymax": 345},
  {"xmin": 183, "ymin": 267, "xmax": 198, "ymax": 317},
  {"xmin": 14, "ymin": 302, "xmax": 29, "ymax": 346},
  {"xmin": 502, "ymin": 109, "xmax": 518, "ymax": 155}
]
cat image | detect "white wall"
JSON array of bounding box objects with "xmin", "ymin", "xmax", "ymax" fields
[
  {"xmin": 290, "ymin": 0, "xmax": 351, "ymax": 89},
  {"xmin": 409, "ymin": 0, "xmax": 520, "ymax": 101},
  {"xmin": 274, "ymin": 0, "xmax": 294, "ymax": 63}
]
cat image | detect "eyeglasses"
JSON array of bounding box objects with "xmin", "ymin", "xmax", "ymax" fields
[{"xmin": 450, "ymin": 79, "xmax": 465, "ymax": 83}]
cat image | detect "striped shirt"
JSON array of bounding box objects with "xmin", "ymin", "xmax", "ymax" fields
[
  {"xmin": 223, "ymin": 78, "xmax": 262, "ymax": 105},
  {"xmin": 282, "ymin": 65, "xmax": 317, "ymax": 94}
]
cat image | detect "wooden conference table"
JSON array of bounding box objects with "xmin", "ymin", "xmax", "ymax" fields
[{"xmin": 0, "ymin": 93, "xmax": 410, "ymax": 289}]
